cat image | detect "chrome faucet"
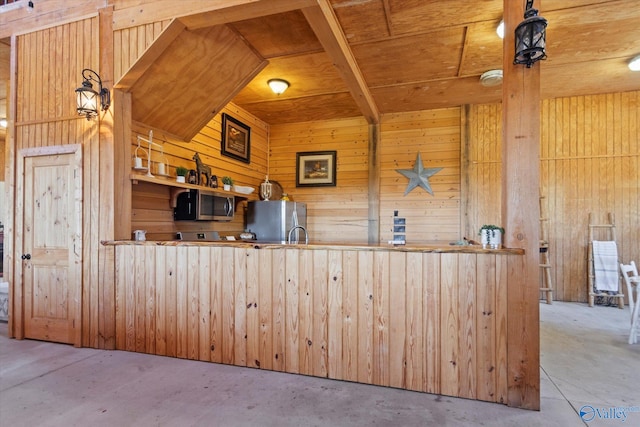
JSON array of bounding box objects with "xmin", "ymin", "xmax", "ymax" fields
[{"xmin": 287, "ymin": 225, "xmax": 309, "ymax": 245}]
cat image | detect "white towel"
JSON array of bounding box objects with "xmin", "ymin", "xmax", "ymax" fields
[{"xmin": 593, "ymin": 241, "xmax": 619, "ymax": 292}]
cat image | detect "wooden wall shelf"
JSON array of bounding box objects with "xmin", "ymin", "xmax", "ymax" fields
[{"xmin": 130, "ymin": 172, "xmax": 258, "ymax": 202}]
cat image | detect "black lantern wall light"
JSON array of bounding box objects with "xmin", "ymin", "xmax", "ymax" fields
[
  {"xmin": 514, "ymin": 0, "xmax": 548, "ymax": 67},
  {"xmin": 76, "ymin": 69, "xmax": 110, "ymax": 120}
]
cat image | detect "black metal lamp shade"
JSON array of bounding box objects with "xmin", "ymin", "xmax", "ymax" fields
[
  {"xmin": 514, "ymin": 0, "xmax": 548, "ymax": 68},
  {"xmin": 76, "ymin": 69, "xmax": 110, "ymax": 120}
]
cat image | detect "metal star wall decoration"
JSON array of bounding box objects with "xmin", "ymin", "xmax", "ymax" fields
[{"xmin": 395, "ymin": 152, "xmax": 443, "ymax": 196}]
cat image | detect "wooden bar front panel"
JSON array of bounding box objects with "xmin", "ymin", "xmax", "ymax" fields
[{"xmin": 114, "ymin": 245, "xmax": 515, "ymax": 404}]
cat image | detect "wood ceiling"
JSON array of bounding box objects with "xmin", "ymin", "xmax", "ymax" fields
[
  {"xmin": 223, "ymin": 0, "xmax": 640, "ymax": 125},
  {"xmin": 4, "ymin": 0, "xmax": 640, "ymax": 140}
]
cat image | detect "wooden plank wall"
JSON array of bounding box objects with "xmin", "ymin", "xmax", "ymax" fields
[
  {"xmin": 379, "ymin": 109, "xmax": 462, "ymax": 244},
  {"xmin": 0, "ymin": 138, "xmax": 4, "ymax": 176},
  {"xmin": 113, "ymin": 20, "xmax": 171, "ymax": 83},
  {"xmin": 9, "ymin": 17, "xmax": 108, "ymax": 344},
  {"xmin": 269, "ymin": 117, "xmax": 370, "ymax": 243},
  {"xmin": 269, "ymin": 110, "xmax": 461, "ymax": 244},
  {"xmin": 541, "ymin": 92, "xmax": 640, "ymax": 302},
  {"xmin": 467, "ymin": 91, "xmax": 640, "ymax": 302},
  {"xmin": 464, "ymin": 104, "xmax": 502, "ymax": 238},
  {"xmin": 0, "ymin": 0, "xmax": 106, "ymax": 39},
  {"xmin": 114, "ymin": 244, "xmax": 512, "ymax": 405},
  {"xmin": 1, "ymin": 42, "xmax": 7, "ymax": 169}
]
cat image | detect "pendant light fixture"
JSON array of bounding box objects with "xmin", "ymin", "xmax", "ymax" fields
[
  {"xmin": 514, "ymin": 0, "xmax": 548, "ymax": 68},
  {"xmin": 76, "ymin": 69, "xmax": 110, "ymax": 120}
]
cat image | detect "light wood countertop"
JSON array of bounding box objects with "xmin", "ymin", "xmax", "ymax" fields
[{"xmin": 102, "ymin": 239, "xmax": 525, "ymax": 254}]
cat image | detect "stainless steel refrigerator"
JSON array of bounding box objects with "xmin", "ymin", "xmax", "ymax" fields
[{"xmin": 246, "ymin": 201, "xmax": 307, "ymax": 243}]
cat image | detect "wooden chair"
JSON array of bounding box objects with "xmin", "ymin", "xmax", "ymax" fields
[{"xmin": 620, "ymin": 261, "xmax": 640, "ymax": 344}]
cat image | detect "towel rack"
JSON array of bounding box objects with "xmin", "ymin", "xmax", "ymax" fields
[{"xmin": 588, "ymin": 212, "xmax": 624, "ymax": 308}]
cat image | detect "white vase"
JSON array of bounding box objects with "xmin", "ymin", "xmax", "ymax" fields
[
  {"xmin": 481, "ymin": 229, "xmax": 502, "ymax": 249},
  {"xmin": 223, "ymin": 184, "xmax": 231, "ymax": 191},
  {"xmin": 177, "ymin": 176, "xmax": 186, "ymax": 183}
]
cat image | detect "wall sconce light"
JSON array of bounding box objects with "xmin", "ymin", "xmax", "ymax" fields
[
  {"xmin": 496, "ymin": 19, "xmax": 504, "ymax": 39},
  {"xmin": 75, "ymin": 68, "xmax": 110, "ymax": 120},
  {"xmin": 268, "ymin": 79, "xmax": 290, "ymax": 95},
  {"xmin": 514, "ymin": 0, "xmax": 548, "ymax": 68},
  {"xmin": 629, "ymin": 55, "xmax": 640, "ymax": 71},
  {"xmin": 0, "ymin": 118, "xmax": 7, "ymax": 128}
]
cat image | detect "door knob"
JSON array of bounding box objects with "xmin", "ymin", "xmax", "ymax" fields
[{"xmin": 21, "ymin": 254, "xmax": 31, "ymax": 260}]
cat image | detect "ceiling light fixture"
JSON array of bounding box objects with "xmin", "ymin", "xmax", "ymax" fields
[
  {"xmin": 514, "ymin": 0, "xmax": 548, "ymax": 68},
  {"xmin": 268, "ymin": 79, "xmax": 290, "ymax": 95},
  {"xmin": 496, "ymin": 20, "xmax": 504, "ymax": 39},
  {"xmin": 629, "ymin": 55, "xmax": 640, "ymax": 71},
  {"xmin": 75, "ymin": 68, "xmax": 110, "ymax": 120}
]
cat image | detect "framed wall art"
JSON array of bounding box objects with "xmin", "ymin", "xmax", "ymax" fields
[
  {"xmin": 296, "ymin": 151, "xmax": 337, "ymax": 187},
  {"xmin": 221, "ymin": 113, "xmax": 251, "ymax": 163}
]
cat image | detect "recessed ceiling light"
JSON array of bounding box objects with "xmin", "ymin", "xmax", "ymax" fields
[
  {"xmin": 480, "ymin": 69, "xmax": 503, "ymax": 87},
  {"xmin": 496, "ymin": 20, "xmax": 504, "ymax": 39},
  {"xmin": 629, "ymin": 55, "xmax": 640, "ymax": 71}
]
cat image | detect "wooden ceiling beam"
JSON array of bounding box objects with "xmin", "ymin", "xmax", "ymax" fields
[
  {"xmin": 302, "ymin": 0, "xmax": 380, "ymax": 124},
  {"xmin": 382, "ymin": 0, "xmax": 394, "ymax": 37},
  {"xmin": 113, "ymin": 0, "xmax": 316, "ymax": 31},
  {"xmin": 180, "ymin": 0, "xmax": 317, "ymax": 30}
]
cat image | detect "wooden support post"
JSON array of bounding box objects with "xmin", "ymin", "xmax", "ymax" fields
[
  {"xmin": 368, "ymin": 123, "xmax": 380, "ymax": 244},
  {"xmin": 502, "ymin": 0, "xmax": 541, "ymax": 410},
  {"xmin": 97, "ymin": 6, "xmax": 116, "ymax": 349},
  {"xmin": 6, "ymin": 34, "xmax": 18, "ymax": 339}
]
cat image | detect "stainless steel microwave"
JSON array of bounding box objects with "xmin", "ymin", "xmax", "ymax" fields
[{"xmin": 173, "ymin": 189, "xmax": 234, "ymax": 221}]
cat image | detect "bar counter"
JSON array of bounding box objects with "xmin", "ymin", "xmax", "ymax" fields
[
  {"xmin": 105, "ymin": 239, "xmax": 525, "ymax": 406},
  {"xmin": 104, "ymin": 239, "xmax": 524, "ymax": 254}
]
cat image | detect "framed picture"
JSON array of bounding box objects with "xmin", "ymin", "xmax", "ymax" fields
[
  {"xmin": 296, "ymin": 151, "xmax": 337, "ymax": 187},
  {"xmin": 221, "ymin": 113, "xmax": 251, "ymax": 163}
]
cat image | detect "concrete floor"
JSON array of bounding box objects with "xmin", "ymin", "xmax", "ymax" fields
[{"xmin": 1, "ymin": 302, "xmax": 638, "ymax": 427}]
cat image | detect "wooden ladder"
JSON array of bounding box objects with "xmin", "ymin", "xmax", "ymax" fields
[
  {"xmin": 588, "ymin": 212, "xmax": 624, "ymax": 308},
  {"xmin": 539, "ymin": 196, "xmax": 553, "ymax": 304}
]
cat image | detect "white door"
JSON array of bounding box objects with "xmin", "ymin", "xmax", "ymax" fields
[{"xmin": 16, "ymin": 145, "xmax": 82, "ymax": 345}]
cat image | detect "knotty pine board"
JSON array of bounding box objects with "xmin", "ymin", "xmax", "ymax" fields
[{"xmin": 114, "ymin": 244, "xmax": 514, "ymax": 405}]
